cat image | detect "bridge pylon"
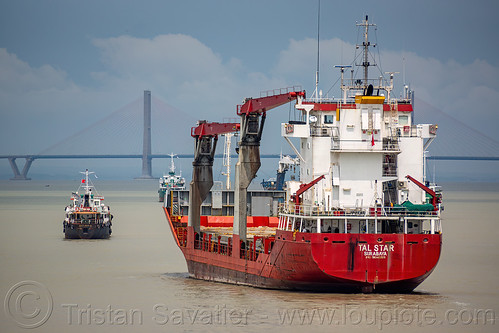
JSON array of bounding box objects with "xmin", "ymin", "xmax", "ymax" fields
[{"xmin": 136, "ymin": 90, "xmax": 154, "ymax": 179}]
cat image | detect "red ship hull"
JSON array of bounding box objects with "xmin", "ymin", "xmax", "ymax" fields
[{"xmin": 164, "ymin": 208, "xmax": 441, "ymax": 293}]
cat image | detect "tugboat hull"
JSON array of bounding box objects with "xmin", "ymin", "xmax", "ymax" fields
[
  {"xmin": 63, "ymin": 169, "xmax": 113, "ymax": 240},
  {"xmin": 64, "ymin": 224, "xmax": 111, "ymax": 239}
]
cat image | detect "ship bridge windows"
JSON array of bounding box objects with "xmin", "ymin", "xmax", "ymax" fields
[
  {"xmin": 324, "ymin": 114, "xmax": 334, "ymax": 124},
  {"xmin": 399, "ymin": 115, "xmax": 409, "ymax": 125}
]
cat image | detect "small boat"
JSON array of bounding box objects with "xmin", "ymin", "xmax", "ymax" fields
[
  {"xmin": 63, "ymin": 170, "xmax": 113, "ymax": 239},
  {"xmin": 158, "ymin": 153, "xmax": 186, "ymax": 202},
  {"xmin": 261, "ymin": 154, "xmax": 299, "ymax": 190}
]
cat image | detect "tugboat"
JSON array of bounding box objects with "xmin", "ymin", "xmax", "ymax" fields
[
  {"xmin": 164, "ymin": 16, "xmax": 442, "ymax": 292},
  {"xmin": 63, "ymin": 170, "xmax": 113, "ymax": 239},
  {"xmin": 158, "ymin": 153, "xmax": 186, "ymax": 202}
]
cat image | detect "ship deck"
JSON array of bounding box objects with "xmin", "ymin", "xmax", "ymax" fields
[{"xmin": 200, "ymin": 226, "xmax": 276, "ymax": 239}]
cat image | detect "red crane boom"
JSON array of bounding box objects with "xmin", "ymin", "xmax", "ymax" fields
[
  {"xmin": 191, "ymin": 121, "xmax": 240, "ymax": 138},
  {"xmin": 237, "ymin": 90, "xmax": 305, "ymax": 115},
  {"xmin": 405, "ymin": 175, "xmax": 440, "ymax": 210},
  {"xmin": 291, "ymin": 175, "xmax": 325, "ymax": 205}
]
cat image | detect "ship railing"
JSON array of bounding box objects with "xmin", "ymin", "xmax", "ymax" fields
[
  {"xmin": 310, "ymin": 126, "xmax": 333, "ymax": 137},
  {"xmin": 278, "ymin": 210, "xmax": 442, "ymax": 235},
  {"xmin": 193, "ymin": 232, "xmax": 233, "ymax": 257},
  {"xmin": 175, "ymin": 227, "xmax": 188, "ymax": 247},
  {"xmin": 259, "ymin": 85, "xmax": 303, "ymax": 98},
  {"xmin": 342, "ymin": 78, "xmax": 390, "ymax": 90},
  {"xmin": 278, "ymin": 203, "xmax": 440, "ymax": 219},
  {"xmin": 330, "ymin": 139, "xmax": 401, "ymax": 151},
  {"xmin": 278, "ymin": 203, "xmax": 323, "ymax": 217},
  {"xmin": 383, "ymin": 206, "xmax": 441, "ymax": 217},
  {"xmin": 398, "ymin": 125, "xmax": 419, "ymax": 137},
  {"xmin": 188, "ymin": 231, "xmax": 274, "ymax": 261},
  {"xmin": 382, "ymin": 138, "xmax": 400, "ymax": 150},
  {"xmin": 240, "ymin": 242, "xmax": 256, "ymax": 261},
  {"xmin": 239, "ymin": 237, "xmax": 268, "ymax": 262},
  {"xmin": 382, "ymin": 166, "xmax": 397, "ymax": 177},
  {"xmin": 304, "ymin": 97, "xmax": 337, "ymax": 103},
  {"xmin": 303, "ymin": 96, "xmax": 413, "ymax": 105}
]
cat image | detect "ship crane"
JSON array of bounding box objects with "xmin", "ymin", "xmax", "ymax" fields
[
  {"xmin": 233, "ymin": 89, "xmax": 305, "ymax": 241},
  {"xmin": 186, "ymin": 89, "xmax": 305, "ymax": 247},
  {"xmin": 291, "ymin": 174, "xmax": 325, "ymax": 205},
  {"xmin": 405, "ymin": 175, "xmax": 441, "ymax": 211},
  {"xmin": 188, "ymin": 121, "xmax": 240, "ymax": 235}
]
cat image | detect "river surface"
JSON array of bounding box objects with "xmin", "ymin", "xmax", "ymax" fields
[{"xmin": 0, "ymin": 180, "xmax": 497, "ymax": 332}]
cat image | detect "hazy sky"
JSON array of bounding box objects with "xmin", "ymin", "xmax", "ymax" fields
[{"xmin": 1, "ymin": 0, "xmax": 498, "ymax": 180}]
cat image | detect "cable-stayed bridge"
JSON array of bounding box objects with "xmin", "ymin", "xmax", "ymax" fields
[
  {"xmin": 1, "ymin": 91, "xmax": 194, "ymax": 180},
  {"xmin": 0, "ymin": 91, "xmax": 280, "ymax": 180},
  {"xmin": 1, "ymin": 93, "xmax": 498, "ymax": 180}
]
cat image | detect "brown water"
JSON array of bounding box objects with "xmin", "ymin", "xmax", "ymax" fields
[{"xmin": 0, "ymin": 180, "xmax": 497, "ymax": 332}]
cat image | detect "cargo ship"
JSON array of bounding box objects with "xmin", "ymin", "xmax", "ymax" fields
[
  {"xmin": 63, "ymin": 169, "xmax": 113, "ymax": 239},
  {"xmin": 164, "ymin": 16, "xmax": 442, "ymax": 292},
  {"xmin": 158, "ymin": 153, "xmax": 186, "ymax": 202}
]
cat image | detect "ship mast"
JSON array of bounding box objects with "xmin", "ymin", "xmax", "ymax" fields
[
  {"xmin": 336, "ymin": 16, "xmax": 379, "ymax": 100},
  {"xmin": 169, "ymin": 152, "xmax": 177, "ymax": 175},
  {"xmin": 356, "ymin": 15, "xmax": 376, "ymax": 89},
  {"xmin": 311, "ymin": 0, "xmax": 321, "ymax": 101},
  {"xmin": 79, "ymin": 169, "xmax": 94, "ymax": 194}
]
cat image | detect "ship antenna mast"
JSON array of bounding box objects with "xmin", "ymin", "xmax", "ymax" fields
[
  {"xmin": 312, "ymin": 0, "xmax": 321, "ymax": 101},
  {"xmin": 335, "ymin": 65, "xmax": 352, "ymax": 103},
  {"xmin": 356, "ymin": 15, "xmax": 376, "ymax": 89},
  {"xmin": 79, "ymin": 169, "xmax": 94, "ymax": 193},
  {"xmin": 169, "ymin": 152, "xmax": 176, "ymax": 174}
]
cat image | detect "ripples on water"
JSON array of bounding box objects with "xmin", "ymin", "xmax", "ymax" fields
[{"xmin": 0, "ymin": 180, "xmax": 497, "ymax": 332}]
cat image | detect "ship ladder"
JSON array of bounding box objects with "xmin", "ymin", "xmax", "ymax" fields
[{"xmin": 390, "ymin": 99, "xmax": 398, "ymax": 130}]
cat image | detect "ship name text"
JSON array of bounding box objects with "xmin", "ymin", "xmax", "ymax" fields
[{"xmin": 358, "ymin": 244, "xmax": 395, "ymax": 259}]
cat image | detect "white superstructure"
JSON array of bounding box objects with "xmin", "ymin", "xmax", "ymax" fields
[{"xmin": 281, "ymin": 15, "xmax": 439, "ymax": 217}]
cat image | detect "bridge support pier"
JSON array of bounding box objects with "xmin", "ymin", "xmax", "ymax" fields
[
  {"xmin": 137, "ymin": 90, "xmax": 154, "ymax": 179},
  {"xmin": 8, "ymin": 157, "xmax": 33, "ymax": 180}
]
